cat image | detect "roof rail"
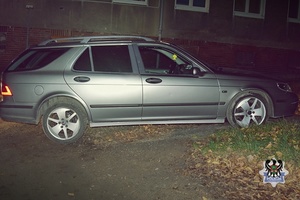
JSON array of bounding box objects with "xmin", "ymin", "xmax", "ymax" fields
[{"xmin": 39, "ymin": 35, "xmax": 155, "ymax": 45}]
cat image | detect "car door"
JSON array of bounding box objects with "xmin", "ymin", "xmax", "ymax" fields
[
  {"xmin": 135, "ymin": 44, "xmax": 220, "ymax": 120},
  {"xmin": 64, "ymin": 45, "xmax": 143, "ymax": 122}
]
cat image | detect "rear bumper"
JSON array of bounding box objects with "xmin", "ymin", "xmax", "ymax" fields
[{"xmin": 0, "ymin": 104, "xmax": 38, "ymax": 124}]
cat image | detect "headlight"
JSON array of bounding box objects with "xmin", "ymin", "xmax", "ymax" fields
[{"xmin": 277, "ymin": 82, "xmax": 292, "ymax": 92}]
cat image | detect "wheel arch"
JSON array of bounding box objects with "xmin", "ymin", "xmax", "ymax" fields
[
  {"xmin": 36, "ymin": 95, "xmax": 91, "ymax": 124},
  {"xmin": 229, "ymin": 88, "xmax": 274, "ymax": 117}
]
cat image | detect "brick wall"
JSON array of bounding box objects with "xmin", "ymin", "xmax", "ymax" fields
[
  {"xmin": 0, "ymin": 26, "xmax": 71, "ymax": 70},
  {"xmin": 0, "ymin": 26, "xmax": 108, "ymax": 71},
  {"xmin": 0, "ymin": 26, "xmax": 26, "ymax": 70}
]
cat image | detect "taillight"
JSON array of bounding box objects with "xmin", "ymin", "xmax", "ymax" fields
[{"xmin": 1, "ymin": 83, "xmax": 12, "ymax": 96}]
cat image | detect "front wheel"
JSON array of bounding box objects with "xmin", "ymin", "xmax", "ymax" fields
[
  {"xmin": 226, "ymin": 94, "xmax": 268, "ymax": 128},
  {"xmin": 42, "ymin": 99, "xmax": 87, "ymax": 144}
]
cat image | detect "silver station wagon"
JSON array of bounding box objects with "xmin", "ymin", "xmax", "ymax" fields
[{"xmin": 0, "ymin": 36, "xmax": 298, "ymax": 144}]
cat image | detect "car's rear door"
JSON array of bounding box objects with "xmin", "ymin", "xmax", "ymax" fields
[
  {"xmin": 64, "ymin": 44, "xmax": 143, "ymax": 122},
  {"xmin": 135, "ymin": 44, "xmax": 220, "ymax": 120}
]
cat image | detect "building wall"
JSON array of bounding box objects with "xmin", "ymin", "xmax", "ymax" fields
[
  {"xmin": 0, "ymin": 0, "xmax": 300, "ymax": 78},
  {"xmin": 0, "ymin": 0, "xmax": 160, "ymax": 36}
]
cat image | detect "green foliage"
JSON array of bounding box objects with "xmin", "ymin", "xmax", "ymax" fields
[{"xmin": 196, "ymin": 119, "xmax": 300, "ymax": 166}]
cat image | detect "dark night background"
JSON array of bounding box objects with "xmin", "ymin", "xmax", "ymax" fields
[{"xmin": 0, "ymin": 0, "xmax": 300, "ymax": 82}]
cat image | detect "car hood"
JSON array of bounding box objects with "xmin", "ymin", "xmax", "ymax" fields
[{"xmin": 210, "ymin": 67, "xmax": 279, "ymax": 82}]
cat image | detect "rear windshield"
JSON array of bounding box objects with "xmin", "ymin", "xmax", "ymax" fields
[{"xmin": 6, "ymin": 48, "xmax": 70, "ymax": 72}]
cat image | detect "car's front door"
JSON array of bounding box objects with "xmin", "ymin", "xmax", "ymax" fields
[
  {"xmin": 64, "ymin": 45, "xmax": 143, "ymax": 122},
  {"xmin": 135, "ymin": 44, "xmax": 220, "ymax": 120}
]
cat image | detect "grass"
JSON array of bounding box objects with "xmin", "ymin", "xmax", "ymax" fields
[
  {"xmin": 198, "ymin": 119, "xmax": 300, "ymax": 166},
  {"xmin": 186, "ymin": 119, "xmax": 300, "ymax": 199}
]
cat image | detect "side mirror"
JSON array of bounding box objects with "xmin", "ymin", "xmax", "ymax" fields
[{"xmin": 192, "ymin": 67, "xmax": 202, "ymax": 76}]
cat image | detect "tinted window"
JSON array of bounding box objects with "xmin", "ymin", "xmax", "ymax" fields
[
  {"xmin": 7, "ymin": 48, "xmax": 70, "ymax": 71},
  {"xmin": 139, "ymin": 47, "xmax": 173, "ymax": 71},
  {"xmin": 139, "ymin": 46, "xmax": 193, "ymax": 75},
  {"xmin": 73, "ymin": 49, "xmax": 92, "ymax": 71},
  {"xmin": 91, "ymin": 46, "xmax": 132, "ymax": 73}
]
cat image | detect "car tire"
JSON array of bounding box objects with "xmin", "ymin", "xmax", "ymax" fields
[
  {"xmin": 42, "ymin": 98, "xmax": 88, "ymax": 144},
  {"xmin": 226, "ymin": 93, "xmax": 268, "ymax": 128}
]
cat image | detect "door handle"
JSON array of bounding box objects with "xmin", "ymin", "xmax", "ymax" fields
[
  {"xmin": 145, "ymin": 78, "xmax": 162, "ymax": 84},
  {"xmin": 74, "ymin": 76, "xmax": 90, "ymax": 82}
]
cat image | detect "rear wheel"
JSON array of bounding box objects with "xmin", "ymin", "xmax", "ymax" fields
[
  {"xmin": 226, "ymin": 94, "xmax": 268, "ymax": 128},
  {"xmin": 42, "ymin": 99, "xmax": 87, "ymax": 144}
]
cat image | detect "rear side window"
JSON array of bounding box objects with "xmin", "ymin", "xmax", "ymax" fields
[
  {"xmin": 73, "ymin": 45, "xmax": 133, "ymax": 73},
  {"xmin": 7, "ymin": 48, "xmax": 70, "ymax": 71},
  {"xmin": 73, "ymin": 49, "xmax": 92, "ymax": 71},
  {"xmin": 92, "ymin": 46, "xmax": 133, "ymax": 73}
]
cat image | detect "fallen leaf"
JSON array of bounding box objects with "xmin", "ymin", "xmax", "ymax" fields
[
  {"xmin": 195, "ymin": 163, "xmax": 201, "ymax": 168},
  {"xmin": 265, "ymin": 142, "xmax": 272, "ymax": 149},
  {"xmin": 276, "ymin": 151, "xmax": 283, "ymax": 158},
  {"xmin": 247, "ymin": 155, "xmax": 254, "ymax": 163},
  {"xmin": 68, "ymin": 192, "xmax": 75, "ymax": 197}
]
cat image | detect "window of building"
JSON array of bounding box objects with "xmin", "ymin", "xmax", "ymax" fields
[
  {"xmin": 112, "ymin": 0, "xmax": 148, "ymax": 6},
  {"xmin": 233, "ymin": 0, "xmax": 265, "ymax": 19},
  {"xmin": 288, "ymin": 0, "xmax": 300, "ymax": 23},
  {"xmin": 175, "ymin": 0, "xmax": 210, "ymax": 13}
]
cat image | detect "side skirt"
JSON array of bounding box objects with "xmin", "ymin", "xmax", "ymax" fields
[{"xmin": 89, "ymin": 118, "xmax": 225, "ymax": 128}]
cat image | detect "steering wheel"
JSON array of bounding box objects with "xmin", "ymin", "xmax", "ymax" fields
[{"xmin": 169, "ymin": 62, "xmax": 180, "ymax": 74}]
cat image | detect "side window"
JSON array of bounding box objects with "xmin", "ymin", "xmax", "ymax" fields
[
  {"xmin": 91, "ymin": 46, "xmax": 133, "ymax": 73},
  {"xmin": 138, "ymin": 46, "xmax": 194, "ymax": 75},
  {"xmin": 73, "ymin": 49, "xmax": 92, "ymax": 71},
  {"xmin": 7, "ymin": 48, "xmax": 70, "ymax": 71}
]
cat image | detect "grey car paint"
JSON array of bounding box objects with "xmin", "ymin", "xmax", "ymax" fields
[{"xmin": 0, "ymin": 36, "xmax": 298, "ymax": 144}]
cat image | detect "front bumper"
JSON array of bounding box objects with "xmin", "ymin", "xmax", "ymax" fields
[{"xmin": 272, "ymin": 92, "xmax": 299, "ymax": 118}]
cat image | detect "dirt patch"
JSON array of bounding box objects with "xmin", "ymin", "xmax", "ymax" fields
[
  {"xmin": 0, "ymin": 119, "xmax": 227, "ymax": 200},
  {"xmin": 0, "ymin": 116, "xmax": 299, "ymax": 199}
]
